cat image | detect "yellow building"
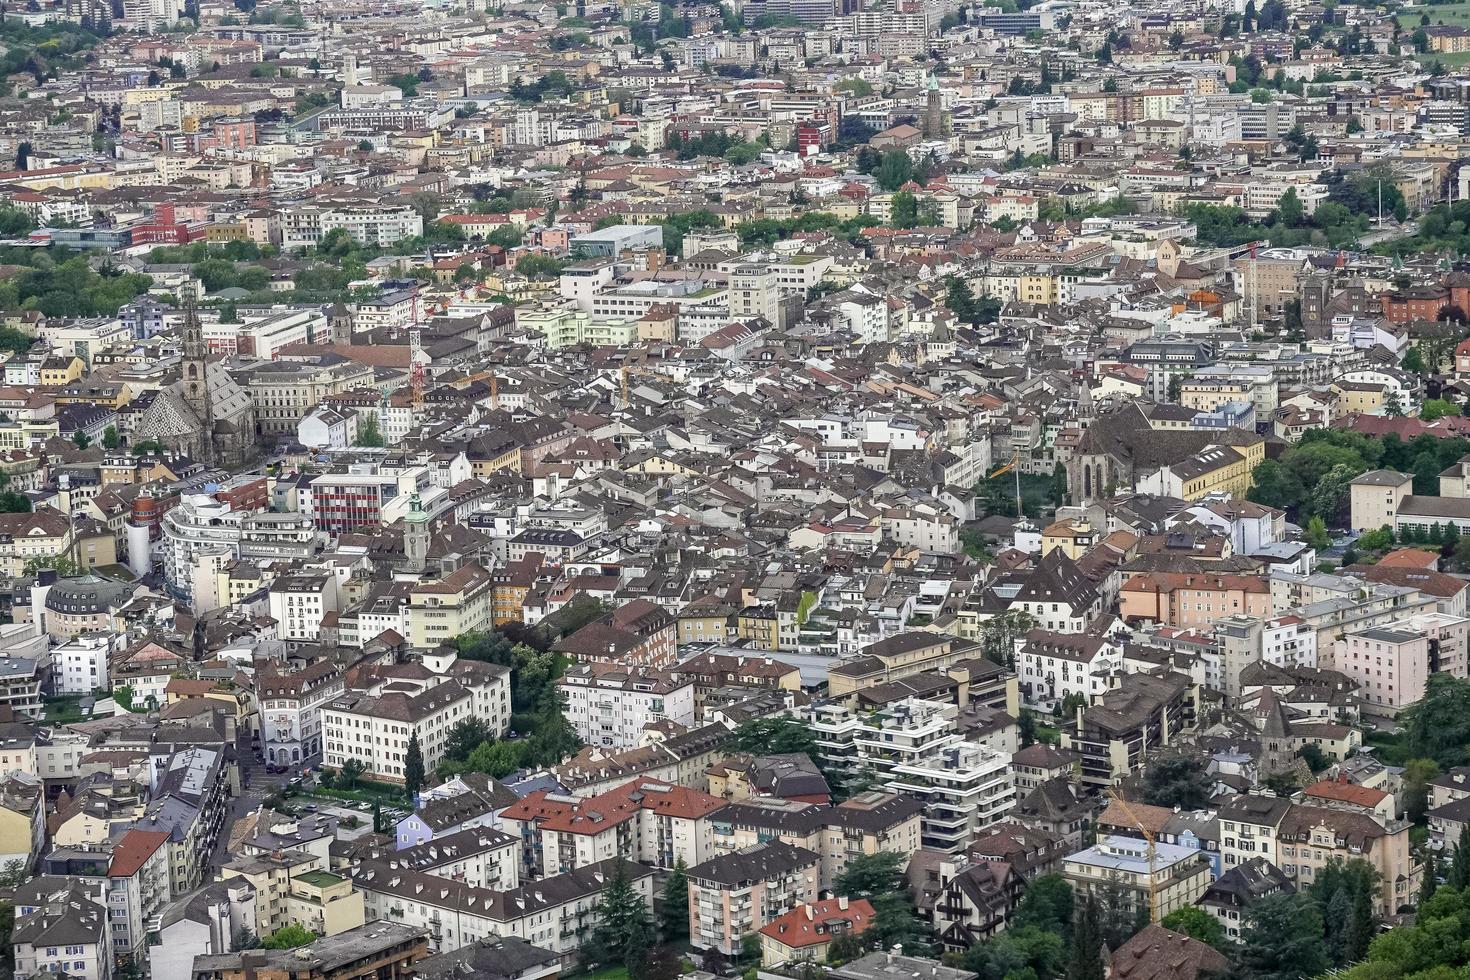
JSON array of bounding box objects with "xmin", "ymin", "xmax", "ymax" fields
[
  {"xmin": 1171, "ymin": 442, "xmax": 1264, "ymax": 501},
  {"xmin": 286, "ymin": 869, "xmax": 366, "ymax": 938},
  {"xmin": 39, "ymin": 355, "xmax": 84, "ymax": 386},
  {"xmin": 678, "ymin": 599, "xmax": 735, "ymax": 645},
  {"xmin": 408, "ymin": 563, "xmax": 495, "ymax": 649},
  {"xmin": 1332, "ymin": 381, "xmax": 1388, "ymax": 416},
  {"xmin": 735, "ymin": 605, "xmax": 780, "ymax": 650},
  {"xmin": 1040, "ymin": 518, "xmax": 1097, "ymax": 560}
]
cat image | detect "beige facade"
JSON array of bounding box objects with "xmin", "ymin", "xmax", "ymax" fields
[
  {"xmin": 1349, "ymin": 470, "xmax": 1414, "ymax": 532},
  {"xmin": 1062, "ymin": 835, "xmax": 1211, "ymax": 922}
]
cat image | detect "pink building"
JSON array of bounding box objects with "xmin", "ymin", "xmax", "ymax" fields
[
  {"xmin": 1336, "ymin": 626, "xmax": 1428, "ymax": 722},
  {"xmin": 688, "ymin": 840, "xmax": 820, "ymax": 956}
]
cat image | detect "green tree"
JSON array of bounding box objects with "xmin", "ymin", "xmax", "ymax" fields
[
  {"xmin": 72, "ymin": 430, "xmax": 91, "ymax": 449},
  {"xmin": 890, "ymin": 191, "xmax": 919, "ymax": 229},
  {"xmin": 1140, "ymin": 753, "xmax": 1213, "ymax": 810},
  {"xmin": 1404, "ymin": 673, "xmax": 1470, "ymax": 769},
  {"xmin": 339, "ymin": 757, "xmax": 366, "ymax": 789},
  {"xmin": 261, "ymin": 924, "xmax": 316, "ymax": 949},
  {"xmin": 1277, "ymin": 187, "xmax": 1304, "ymax": 227},
  {"xmin": 355, "ymin": 412, "xmax": 385, "ymax": 448},
  {"xmin": 1160, "ymin": 906, "xmax": 1229, "ymax": 950},
  {"xmin": 1013, "ymin": 874, "xmax": 1073, "ymax": 935},
  {"xmin": 1067, "ymin": 894, "xmax": 1104, "ymax": 980},
  {"xmin": 1246, "ymin": 459, "xmax": 1306, "ymax": 512},
  {"xmin": 101, "ymin": 426, "xmax": 119, "ymax": 450},
  {"xmin": 1237, "ymin": 893, "xmax": 1328, "ymax": 980},
  {"xmin": 1419, "ymin": 847, "xmax": 1438, "ymax": 906},
  {"xmin": 1452, "ymin": 824, "xmax": 1470, "ymax": 891},
  {"xmin": 403, "ymin": 731, "xmax": 425, "ymax": 798},
  {"xmin": 946, "ymin": 275, "xmax": 976, "ymax": 324},
  {"xmin": 589, "ymin": 861, "xmax": 652, "ymax": 970},
  {"xmin": 874, "ymin": 150, "xmax": 915, "ymax": 191},
  {"xmin": 1404, "ymin": 758, "xmax": 1440, "ymax": 824},
  {"xmin": 1306, "ymin": 515, "xmax": 1331, "ymax": 551},
  {"xmin": 833, "ymin": 851, "xmax": 906, "ymax": 899},
  {"xmin": 660, "ymin": 858, "xmax": 688, "ymax": 942},
  {"xmin": 1422, "ymin": 398, "xmax": 1459, "ymax": 420}
]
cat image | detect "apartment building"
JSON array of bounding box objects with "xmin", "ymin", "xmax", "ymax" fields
[
  {"xmin": 1119, "ymin": 571, "xmax": 1272, "ymax": 629},
  {"xmin": 558, "ymin": 664, "xmax": 696, "ymax": 749},
  {"xmin": 281, "ymin": 202, "xmax": 424, "ymax": 249},
  {"xmin": 256, "ymin": 661, "xmax": 345, "ymax": 768},
  {"xmin": 500, "ymin": 779, "xmax": 727, "ymax": 878},
  {"xmin": 354, "ymin": 857, "xmax": 653, "ymax": 959},
  {"xmin": 1335, "ymin": 626, "xmax": 1430, "ymax": 722},
  {"xmin": 322, "ymin": 679, "xmax": 474, "ymax": 785},
  {"xmin": 266, "ymin": 573, "xmax": 341, "ymax": 646},
  {"xmin": 12, "ymin": 880, "xmax": 111, "ymax": 980},
  {"xmin": 1017, "ymin": 628, "xmax": 1125, "ymax": 712},
  {"xmin": 1062, "ymin": 835, "xmax": 1212, "ymax": 923},
  {"xmin": 1061, "ymin": 672, "xmax": 1197, "ymax": 790},
  {"xmin": 687, "ymin": 840, "xmax": 821, "ymax": 956},
  {"xmin": 1218, "ymin": 794, "xmax": 1417, "ymax": 913},
  {"xmin": 710, "ymin": 792, "xmax": 924, "ymax": 892},
  {"xmin": 408, "ymin": 563, "xmax": 496, "ymax": 650}
]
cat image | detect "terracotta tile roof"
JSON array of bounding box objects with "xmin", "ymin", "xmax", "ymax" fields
[
  {"xmin": 759, "ymin": 898, "xmax": 875, "ymax": 949},
  {"xmin": 109, "ymin": 829, "xmax": 170, "ymax": 878}
]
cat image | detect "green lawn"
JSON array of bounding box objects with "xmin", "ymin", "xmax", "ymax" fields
[
  {"xmin": 309, "ymin": 780, "xmax": 408, "ymax": 806},
  {"xmin": 41, "ymin": 695, "xmax": 89, "ymax": 725},
  {"xmin": 1364, "ymin": 728, "xmax": 1412, "ymax": 767},
  {"xmin": 1422, "ymin": 50, "xmax": 1470, "ymax": 68},
  {"xmin": 1400, "ymin": 2, "xmax": 1470, "ymax": 27},
  {"xmin": 569, "ymin": 967, "xmax": 629, "ymax": 980},
  {"xmin": 1036, "ymin": 724, "xmax": 1061, "ymax": 745}
]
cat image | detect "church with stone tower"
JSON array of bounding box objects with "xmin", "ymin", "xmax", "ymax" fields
[{"xmin": 134, "ymin": 293, "xmax": 257, "ymax": 467}]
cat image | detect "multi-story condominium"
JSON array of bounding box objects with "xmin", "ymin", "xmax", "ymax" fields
[
  {"xmin": 188, "ymin": 921, "xmax": 427, "ymax": 979},
  {"xmin": 558, "ymin": 663, "xmax": 696, "ymax": 749},
  {"xmin": 12, "ymin": 880, "xmax": 111, "ymax": 980},
  {"xmin": 408, "ymin": 564, "xmax": 496, "ymax": 650},
  {"xmin": 354, "ymin": 857, "xmax": 653, "ymax": 959},
  {"xmin": 1218, "ymin": 794, "xmax": 1418, "ymax": 914},
  {"xmin": 266, "ymin": 573, "xmax": 341, "ymax": 646},
  {"xmin": 281, "ymin": 201, "xmax": 426, "ymax": 249},
  {"xmin": 1062, "ymin": 835, "xmax": 1212, "ymax": 923},
  {"xmin": 1017, "ymin": 628, "xmax": 1125, "ymax": 712},
  {"xmin": 1061, "ymin": 671, "xmax": 1197, "ymax": 790},
  {"xmin": 322, "ymin": 679, "xmax": 474, "ymax": 785},
  {"xmin": 500, "ymin": 779, "xmax": 728, "ymax": 878},
  {"xmin": 257, "ymin": 661, "xmax": 345, "ymax": 767},
  {"xmin": 687, "ymin": 840, "xmax": 820, "ymax": 956},
  {"xmin": 156, "ymin": 494, "xmax": 248, "ymax": 604},
  {"xmin": 1335, "ymin": 615, "xmax": 1470, "ymax": 722},
  {"xmin": 848, "ymin": 698, "xmax": 1014, "ymax": 851},
  {"xmin": 106, "ymin": 829, "xmax": 173, "ymax": 966},
  {"xmin": 50, "ymin": 634, "xmax": 109, "ymax": 697},
  {"xmin": 710, "ymin": 792, "xmax": 923, "ymax": 892},
  {"xmin": 219, "ymin": 848, "xmax": 365, "ymax": 944}
]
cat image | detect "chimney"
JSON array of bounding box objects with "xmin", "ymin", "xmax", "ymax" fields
[{"xmin": 838, "ymin": 896, "xmax": 848, "ymax": 910}]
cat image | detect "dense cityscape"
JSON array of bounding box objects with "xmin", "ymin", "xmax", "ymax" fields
[{"xmin": 2, "ymin": 0, "xmax": 1470, "ymax": 977}]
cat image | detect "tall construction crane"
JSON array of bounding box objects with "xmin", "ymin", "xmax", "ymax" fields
[
  {"xmin": 1106, "ymin": 786, "xmax": 1159, "ymax": 923},
  {"xmin": 987, "ymin": 455, "xmax": 1024, "ymax": 518},
  {"xmin": 409, "ymin": 329, "xmax": 426, "ymax": 411}
]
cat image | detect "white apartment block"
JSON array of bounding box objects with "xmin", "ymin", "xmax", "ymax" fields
[
  {"xmin": 282, "ymin": 203, "xmax": 424, "ymax": 250},
  {"xmin": 557, "ymin": 665, "xmax": 696, "ymax": 749},
  {"xmin": 52, "ymin": 634, "xmax": 109, "ymax": 696},
  {"xmin": 850, "ymin": 698, "xmax": 1014, "ymax": 852},
  {"xmin": 322, "ymin": 678, "xmax": 474, "ymax": 785}
]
